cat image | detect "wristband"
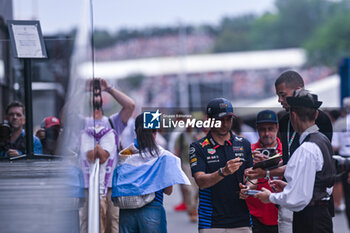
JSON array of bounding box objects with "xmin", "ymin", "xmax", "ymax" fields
[
  {"xmin": 105, "ymin": 86, "xmax": 113, "ymax": 93},
  {"xmin": 218, "ymin": 167, "xmax": 226, "ymax": 177}
]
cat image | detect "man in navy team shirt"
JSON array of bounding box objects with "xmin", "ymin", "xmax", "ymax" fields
[{"xmin": 189, "ymin": 97, "xmax": 254, "ymax": 233}]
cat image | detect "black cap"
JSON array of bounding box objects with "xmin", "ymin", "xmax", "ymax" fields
[
  {"xmin": 256, "ymin": 110, "xmax": 278, "ymax": 124},
  {"xmin": 207, "ymin": 98, "xmax": 234, "ymax": 119},
  {"xmin": 286, "ymin": 93, "xmax": 322, "ymax": 109}
]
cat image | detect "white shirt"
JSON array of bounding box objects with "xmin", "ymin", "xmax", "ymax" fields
[
  {"xmin": 269, "ymin": 125, "xmax": 324, "ymax": 212},
  {"xmin": 80, "ymin": 126, "xmax": 116, "ymax": 192},
  {"xmin": 332, "ymin": 114, "xmax": 350, "ymax": 156}
]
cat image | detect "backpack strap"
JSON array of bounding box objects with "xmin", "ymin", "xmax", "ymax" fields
[{"xmin": 108, "ymin": 118, "xmax": 114, "ymax": 129}]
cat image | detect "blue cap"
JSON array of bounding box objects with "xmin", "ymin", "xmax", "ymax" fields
[
  {"xmin": 256, "ymin": 110, "xmax": 278, "ymax": 124},
  {"xmin": 207, "ymin": 98, "xmax": 234, "ymax": 119}
]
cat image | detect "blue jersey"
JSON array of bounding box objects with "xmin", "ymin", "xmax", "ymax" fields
[
  {"xmin": 154, "ymin": 190, "xmax": 164, "ymax": 204},
  {"xmin": 190, "ymin": 131, "xmax": 253, "ymax": 229}
]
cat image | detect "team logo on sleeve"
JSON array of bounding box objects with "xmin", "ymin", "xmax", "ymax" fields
[
  {"xmin": 189, "ymin": 146, "xmax": 195, "ymax": 155},
  {"xmin": 190, "ymin": 157, "xmax": 197, "ymax": 163},
  {"xmin": 190, "ymin": 155, "xmax": 198, "ymax": 167}
]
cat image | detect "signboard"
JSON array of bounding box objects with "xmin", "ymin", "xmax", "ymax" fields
[{"xmin": 7, "ymin": 20, "xmax": 47, "ymax": 59}]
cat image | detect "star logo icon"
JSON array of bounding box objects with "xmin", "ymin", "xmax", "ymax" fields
[{"xmin": 150, "ymin": 109, "xmax": 161, "ymax": 122}]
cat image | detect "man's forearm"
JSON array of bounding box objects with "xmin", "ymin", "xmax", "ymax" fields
[
  {"xmin": 107, "ymin": 87, "xmax": 135, "ymax": 124},
  {"xmin": 270, "ymin": 165, "xmax": 286, "ymax": 177},
  {"xmin": 194, "ymin": 171, "xmax": 224, "ymax": 190}
]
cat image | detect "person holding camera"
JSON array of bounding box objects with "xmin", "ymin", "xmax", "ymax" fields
[
  {"xmin": 255, "ymin": 89, "xmax": 336, "ymax": 233},
  {"xmin": 189, "ymin": 98, "xmax": 254, "ymax": 233},
  {"xmin": 0, "ymin": 101, "xmax": 42, "ymax": 158},
  {"xmin": 79, "ymin": 78, "xmax": 135, "ymax": 233},
  {"xmin": 245, "ymin": 71, "xmax": 333, "ymax": 233},
  {"xmin": 242, "ymin": 110, "xmax": 282, "ymax": 233},
  {"xmin": 36, "ymin": 116, "xmax": 61, "ymax": 155}
]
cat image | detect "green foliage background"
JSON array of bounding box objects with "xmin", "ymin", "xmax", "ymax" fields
[{"xmin": 92, "ymin": 0, "xmax": 350, "ymax": 67}]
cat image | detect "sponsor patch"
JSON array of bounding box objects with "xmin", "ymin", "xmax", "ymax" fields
[
  {"xmin": 189, "ymin": 146, "xmax": 195, "ymax": 155},
  {"xmin": 208, "ymin": 160, "xmax": 220, "ymax": 164},
  {"xmin": 207, "ymin": 149, "xmax": 216, "ymax": 155},
  {"xmin": 190, "ymin": 162, "xmax": 197, "ymax": 167},
  {"xmin": 235, "ymin": 153, "xmax": 244, "ymax": 157},
  {"xmin": 201, "ymin": 139, "xmax": 210, "ymax": 147},
  {"xmin": 232, "ymin": 146, "xmax": 244, "ymax": 151},
  {"xmin": 190, "ymin": 158, "xmax": 197, "ymax": 163},
  {"xmin": 206, "ymin": 155, "xmax": 219, "ymax": 160},
  {"xmin": 235, "ymin": 136, "xmax": 243, "ymax": 142},
  {"xmin": 219, "ymin": 103, "xmax": 228, "ymax": 108}
]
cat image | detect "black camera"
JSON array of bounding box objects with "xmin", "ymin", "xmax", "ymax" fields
[
  {"xmin": 0, "ymin": 121, "xmax": 12, "ymax": 139},
  {"xmin": 93, "ymin": 79, "xmax": 101, "ymax": 94},
  {"xmin": 256, "ymin": 148, "xmax": 276, "ymax": 157},
  {"xmin": 92, "ymin": 79, "xmax": 102, "ymax": 110},
  {"xmin": 0, "ymin": 121, "xmax": 12, "ymax": 152},
  {"xmin": 333, "ymin": 155, "xmax": 350, "ymax": 174}
]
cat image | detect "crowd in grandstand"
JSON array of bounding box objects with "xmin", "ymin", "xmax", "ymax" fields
[
  {"xmin": 133, "ymin": 66, "xmax": 334, "ymax": 108},
  {"xmin": 95, "ymin": 34, "xmax": 215, "ymax": 61}
]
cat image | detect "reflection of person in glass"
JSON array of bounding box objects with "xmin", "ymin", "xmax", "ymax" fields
[
  {"xmin": 79, "ymin": 123, "xmax": 116, "ymax": 233},
  {"xmin": 0, "ymin": 101, "xmax": 42, "ymax": 158},
  {"xmin": 35, "ymin": 116, "xmax": 61, "ymax": 155},
  {"xmin": 255, "ymin": 89, "xmax": 336, "ymax": 233},
  {"xmin": 80, "ymin": 78, "xmax": 135, "ymax": 233}
]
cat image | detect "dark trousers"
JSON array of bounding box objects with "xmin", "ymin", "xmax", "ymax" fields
[
  {"xmin": 251, "ymin": 216, "xmax": 278, "ymax": 233},
  {"xmin": 293, "ymin": 205, "xmax": 333, "ymax": 233},
  {"xmin": 342, "ymin": 172, "xmax": 350, "ymax": 229}
]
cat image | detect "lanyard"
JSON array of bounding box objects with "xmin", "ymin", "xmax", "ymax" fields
[
  {"xmin": 287, "ymin": 120, "xmax": 296, "ymax": 158},
  {"xmin": 259, "ymin": 141, "xmax": 278, "ymax": 150}
]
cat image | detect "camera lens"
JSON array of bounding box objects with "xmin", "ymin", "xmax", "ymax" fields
[
  {"xmin": 261, "ymin": 149, "xmax": 270, "ymax": 157},
  {"xmin": 0, "ymin": 123, "xmax": 11, "ymax": 138}
]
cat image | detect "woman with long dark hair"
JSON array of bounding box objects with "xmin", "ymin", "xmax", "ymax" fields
[{"xmin": 112, "ymin": 113, "xmax": 190, "ymax": 233}]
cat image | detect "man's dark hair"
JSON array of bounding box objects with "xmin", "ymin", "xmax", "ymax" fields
[
  {"xmin": 289, "ymin": 89, "xmax": 317, "ymax": 122},
  {"xmin": 5, "ymin": 101, "xmax": 24, "ymax": 115},
  {"xmin": 290, "ymin": 106, "xmax": 317, "ymax": 122},
  {"xmin": 275, "ymin": 70, "xmax": 305, "ymax": 89}
]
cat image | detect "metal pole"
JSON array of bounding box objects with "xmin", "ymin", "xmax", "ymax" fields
[
  {"xmin": 24, "ymin": 59, "xmax": 34, "ymax": 158},
  {"xmin": 178, "ymin": 22, "xmax": 189, "ymax": 109}
]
